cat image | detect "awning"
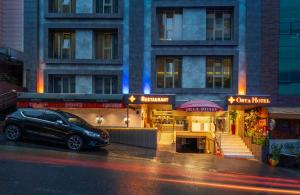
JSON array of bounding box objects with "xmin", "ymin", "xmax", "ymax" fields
[
  {"xmin": 177, "ymin": 100, "xmax": 223, "ymax": 112},
  {"xmin": 268, "ymin": 107, "xmax": 300, "ymax": 119}
]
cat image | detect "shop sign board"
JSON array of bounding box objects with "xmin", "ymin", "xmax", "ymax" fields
[
  {"xmin": 124, "ymin": 94, "xmax": 175, "ymax": 106},
  {"xmin": 227, "ymin": 95, "xmax": 271, "ymax": 105},
  {"xmin": 17, "ymin": 101, "xmax": 125, "ymax": 109}
]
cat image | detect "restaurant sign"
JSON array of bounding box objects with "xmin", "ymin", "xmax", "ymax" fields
[
  {"xmin": 124, "ymin": 94, "xmax": 175, "ymax": 105},
  {"xmin": 227, "ymin": 95, "xmax": 271, "ymax": 105}
]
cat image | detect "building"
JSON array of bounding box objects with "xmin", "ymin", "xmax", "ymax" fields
[
  {"xmin": 22, "ymin": 0, "xmax": 300, "ymax": 158},
  {"xmin": 0, "ymin": 0, "xmax": 24, "ymax": 88}
]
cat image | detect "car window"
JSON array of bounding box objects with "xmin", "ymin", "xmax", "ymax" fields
[
  {"xmin": 43, "ymin": 112, "xmax": 64, "ymax": 123},
  {"xmin": 22, "ymin": 110, "xmax": 44, "ymax": 119}
]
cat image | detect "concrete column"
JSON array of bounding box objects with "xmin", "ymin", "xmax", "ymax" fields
[
  {"xmin": 76, "ymin": 75, "xmax": 93, "ymax": 94},
  {"xmin": 76, "ymin": 0, "xmax": 93, "ymax": 13},
  {"xmin": 75, "ymin": 30, "xmax": 93, "ymax": 59},
  {"xmin": 182, "ymin": 56, "xmax": 206, "ymax": 88},
  {"xmin": 183, "ymin": 8, "xmax": 206, "ymax": 40}
]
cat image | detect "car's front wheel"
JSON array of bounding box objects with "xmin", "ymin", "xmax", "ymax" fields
[
  {"xmin": 4, "ymin": 125, "xmax": 21, "ymax": 141},
  {"xmin": 67, "ymin": 135, "xmax": 83, "ymax": 151}
]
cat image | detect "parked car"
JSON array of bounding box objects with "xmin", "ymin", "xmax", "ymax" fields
[{"xmin": 3, "ymin": 108, "xmax": 109, "ymax": 151}]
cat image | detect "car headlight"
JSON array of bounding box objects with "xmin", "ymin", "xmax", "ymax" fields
[{"xmin": 84, "ymin": 130, "xmax": 100, "ymax": 138}]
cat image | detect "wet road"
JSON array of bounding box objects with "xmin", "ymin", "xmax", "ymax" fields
[{"xmin": 0, "ymin": 136, "xmax": 300, "ymax": 195}]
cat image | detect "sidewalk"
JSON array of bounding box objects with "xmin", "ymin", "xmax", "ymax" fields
[{"xmin": 106, "ymin": 143, "xmax": 300, "ymax": 179}]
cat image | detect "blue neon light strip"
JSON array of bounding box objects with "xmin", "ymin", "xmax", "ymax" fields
[
  {"xmin": 122, "ymin": 0, "xmax": 130, "ymax": 94},
  {"xmin": 143, "ymin": 0, "xmax": 151, "ymax": 94}
]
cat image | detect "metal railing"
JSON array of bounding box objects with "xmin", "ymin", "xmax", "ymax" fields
[{"xmin": 0, "ymin": 90, "xmax": 17, "ymax": 112}]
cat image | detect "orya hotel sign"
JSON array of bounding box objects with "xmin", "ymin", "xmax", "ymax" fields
[{"xmin": 227, "ymin": 95, "xmax": 271, "ymax": 105}]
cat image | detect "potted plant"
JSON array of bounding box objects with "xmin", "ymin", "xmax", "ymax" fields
[
  {"xmin": 269, "ymin": 144, "xmax": 283, "ymax": 167},
  {"xmin": 229, "ymin": 110, "xmax": 237, "ymax": 135}
]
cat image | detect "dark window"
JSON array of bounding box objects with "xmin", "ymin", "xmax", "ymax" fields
[
  {"xmin": 95, "ymin": 0, "xmax": 118, "ymax": 14},
  {"xmin": 95, "ymin": 30, "xmax": 118, "ymax": 60},
  {"xmin": 156, "ymin": 57, "xmax": 181, "ymax": 88},
  {"xmin": 22, "ymin": 110, "xmax": 44, "ymax": 119},
  {"xmin": 94, "ymin": 76, "xmax": 118, "ymax": 94},
  {"xmin": 207, "ymin": 9, "xmax": 233, "ymax": 41},
  {"xmin": 157, "ymin": 9, "xmax": 183, "ymax": 40},
  {"xmin": 49, "ymin": 30, "xmax": 75, "ymax": 59},
  {"xmin": 206, "ymin": 56, "xmax": 232, "ymax": 88},
  {"xmin": 49, "ymin": 0, "xmax": 75, "ymax": 13},
  {"xmin": 43, "ymin": 112, "xmax": 64, "ymax": 123},
  {"xmin": 48, "ymin": 75, "xmax": 75, "ymax": 93}
]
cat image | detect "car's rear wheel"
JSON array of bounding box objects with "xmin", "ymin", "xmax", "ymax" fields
[
  {"xmin": 5, "ymin": 125, "xmax": 21, "ymax": 141},
  {"xmin": 67, "ymin": 135, "xmax": 83, "ymax": 151}
]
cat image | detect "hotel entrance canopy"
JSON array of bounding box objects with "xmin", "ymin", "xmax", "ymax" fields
[
  {"xmin": 268, "ymin": 107, "xmax": 300, "ymax": 119},
  {"xmin": 177, "ymin": 100, "xmax": 223, "ymax": 112}
]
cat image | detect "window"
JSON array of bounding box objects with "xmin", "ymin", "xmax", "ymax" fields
[
  {"xmin": 94, "ymin": 76, "xmax": 118, "ymax": 94},
  {"xmin": 22, "ymin": 110, "xmax": 44, "ymax": 119},
  {"xmin": 50, "ymin": 0, "xmax": 75, "ymax": 13},
  {"xmin": 42, "ymin": 112, "xmax": 64, "ymax": 123},
  {"xmin": 206, "ymin": 57, "xmax": 232, "ymax": 88},
  {"xmin": 95, "ymin": 30, "xmax": 118, "ymax": 60},
  {"xmin": 48, "ymin": 75, "xmax": 75, "ymax": 93},
  {"xmin": 207, "ymin": 9, "xmax": 233, "ymax": 40},
  {"xmin": 49, "ymin": 31, "xmax": 75, "ymax": 59},
  {"xmin": 95, "ymin": 0, "xmax": 118, "ymax": 14},
  {"xmin": 157, "ymin": 9, "xmax": 183, "ymax": 40},
  {"xmin": 156, "ymin": 57, "xmax": 181, "ymax": 88}
]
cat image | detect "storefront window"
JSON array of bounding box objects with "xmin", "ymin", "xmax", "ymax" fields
[
  {"xmin": 206, "ymin": 56, "xmax": 232, "ymax": 89},
  {"xmin": 156, "ymin": 56, "xmax": 181, "ymax": 88}
]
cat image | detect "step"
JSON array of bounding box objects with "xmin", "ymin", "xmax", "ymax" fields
[
  {"xmin": 222, "ymin": 148, "xmax": 251, "ymax": 152},
  {"xmin": 223, "ymin": 154, "xmax": 255, "ymax": 159},
  {"xmin": 223, "ymin": 151, "xmax": 254, "ymax": 156}
]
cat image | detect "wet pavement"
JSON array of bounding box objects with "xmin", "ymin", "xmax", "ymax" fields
[{"xmin": 0, "ymin": 135, "xmax": 300, "ymax": 195}]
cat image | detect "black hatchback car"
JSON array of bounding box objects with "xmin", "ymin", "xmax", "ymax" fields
[{"xmin": 3, "ymin": 109, "xmax": 109, "ymax": 151}]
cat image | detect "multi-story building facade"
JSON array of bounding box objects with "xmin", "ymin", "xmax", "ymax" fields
[
  {"xmin": 22, "ymin": 0, "xmax": 300, "ymax": 156},
  {"xmin": 0, "ymin": 0, "xmax": 24, "ymax": 87},
  {"xmin": 24, "ymin": 0, "xmax": 255, "ymax": 102}
]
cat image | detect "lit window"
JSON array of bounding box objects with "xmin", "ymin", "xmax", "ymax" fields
[
  {"xmin": 206, "ymin": 57, "xmax": 232, "ymax": 88},
  {"xmin": 95, "ymin": 30, "xmax": 118, "ymax": 60},
  {"xmin": 50, "ymin": 31, "xmax": 75, "ymax": 59},
  {"xmin": 50, "ymin": 0, "xmax": 75, "ymax": 13},
  {"xmin": 156, "ymin": 57, "xmax": 181, "ymax": 88}
]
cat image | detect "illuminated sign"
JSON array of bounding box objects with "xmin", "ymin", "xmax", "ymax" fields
[
  {"xmin": 227, "ymin": 95, "xmax": 271, "ymax": 105},
  {"xmin": 17, "ymin": 102, "xmax": 124, "ymax": 109},
  {"xmin": 124, "ymin": 94, "xmax": 175, "ymax": 105}
]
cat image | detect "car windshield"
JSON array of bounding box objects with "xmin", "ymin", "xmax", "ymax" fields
[{"xmin": 57, "ymin": 111, "xmax": 93, "ymax": 129}]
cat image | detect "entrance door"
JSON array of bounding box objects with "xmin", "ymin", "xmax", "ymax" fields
[{"xmin": 216, "ymin": 117, "xmax": 227, "ymax": 133}]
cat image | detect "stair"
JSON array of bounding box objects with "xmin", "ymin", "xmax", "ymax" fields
[{"xmin": 218, "ymin": 134, "xmax": 255, "ymax": 159}]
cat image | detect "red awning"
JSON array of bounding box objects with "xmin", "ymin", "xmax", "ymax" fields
[{"xmin": 177, "ymin": 100, "xmax": 223, "ymax": 112}]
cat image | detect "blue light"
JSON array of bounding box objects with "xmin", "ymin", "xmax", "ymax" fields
[
  {"xmin": 143, "ymin": 82, "xmax": 151, "ymax": 94},
  {"xmin": 122, "ymin": 65, "xmax": 129, "ymax": 94}
]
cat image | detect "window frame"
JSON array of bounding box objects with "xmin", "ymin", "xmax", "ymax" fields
[
  {"xmin": 206, "ymin": 56, "xmax": 232, "ymax": 89},
  {"xmin": 94, "ymin": 30, "xmax": 118, "ymax": 60},
  {"xmin": 49, "ymin": 75, "xmax": 75, "ymax": 93},
  {"xmin": 156, "ymin": 57, "xmax": 182, "ymax": 89},
  {"xmin": 50, "ymin": 0, "xmax": 75, "ymax": 14},
  {"xmin": 94, "ymin": 76, "xmax": 118, "ymax": 94},
  {"xmin": 206, "ymin": 9, "xmax": 233, "ymax": 41},
  {"xmin": 158, "ymin": 9, "xmax": 183, "ymax": 41},
  {"xmin": 50, "ymin": 30, "xmax": 75, "ymax": 59}
]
